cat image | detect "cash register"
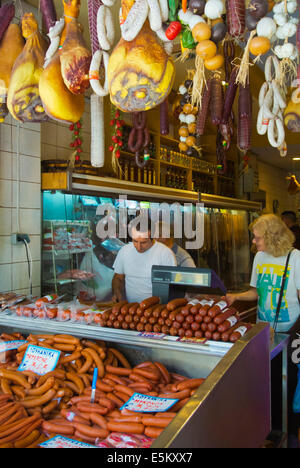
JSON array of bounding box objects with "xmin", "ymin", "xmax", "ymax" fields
[{"xmin": 151, "ymin": 265, "xmax": 227, "ymax": 304}]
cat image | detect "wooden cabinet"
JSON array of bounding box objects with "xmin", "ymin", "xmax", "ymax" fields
[{"xmin": 116, "ymin": 124, "xmax": 236, "ymax": 197}]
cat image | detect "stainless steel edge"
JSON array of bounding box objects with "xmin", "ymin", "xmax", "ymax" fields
[
  {"xmin": 152, "ymin": 323, "xmax": 271, "ymax": 448},
  {"xmin": 0, "ymin": 312, "xmax": 231, "ymax": 357},
  {"xmin": 199, "ymin": 193, "xmax": 262, "ymax": 211}
]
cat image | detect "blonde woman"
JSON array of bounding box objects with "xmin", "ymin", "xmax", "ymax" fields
[
  {"xmin": 226, "ymin": 214, "xmax": 300, "ymax": 444},
  {"xmin": 226, "ymin": 213, "xmax": 300, "ymax": 333}
]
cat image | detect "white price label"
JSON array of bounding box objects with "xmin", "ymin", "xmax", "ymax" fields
[
  {"xmin": 121, "ymin": 392, "xmax": 178, "ymax": 413},
  {"xmin": 18, "ymin": 344, "xmax": 61, "ymax": 375}
]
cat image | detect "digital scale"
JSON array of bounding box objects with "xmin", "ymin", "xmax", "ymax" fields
[{"xmin": 151, "ymin": 265, "xmax": 227, "ymax": 304}]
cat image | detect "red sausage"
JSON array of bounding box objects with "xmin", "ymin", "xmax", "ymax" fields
[
  {"xmin": 213, "ymin": 307, "xmax": 238, "ymax": 325},
  {"xmin": 217, "ymin": 315, "xmax": 239, "ymax": 333},
  {"xmin": 166, "ymin": 298, "xmax": 188, "ymax": 311},
  {"xmin": 221, "ymin": 323, "xmax": 240, "ymax": 342},
  {"xmin": 207, "ymin": 300, "xmax": 228, "ymax": 319},
  {"xmin": 140, "ymin": 296, "xmax": 160, "ymax": 310},
  {"xmin": 229, "ymin": 323, "xmax": 252, "ymax": 343}
]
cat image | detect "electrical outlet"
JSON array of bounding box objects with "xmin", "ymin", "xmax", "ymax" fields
[{"xmin": 11, "ymin": 233, "xmax": 30, "ymax": 245}]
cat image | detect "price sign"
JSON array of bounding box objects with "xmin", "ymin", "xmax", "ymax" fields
[
  {"xmin": 18, "ymin": 345, "xmax": 61, "ymax": 375},
  {"xmin": 0, "ymin": 340, "xmax": 27, "ymax": 352},
  {"xmin": 176, "ymin": 337, "xmax": 207, "ymax": 345},
  {"xmin": 39, "ymin": 435, "xmax": 98, "ymax": 448},
  {"xmin": 120, "ymin": 392, "xmax": 179, "ymax": 413},
  {"xmin": 137, "ymin": 332, "xmax": 166, "ymax": 340}
]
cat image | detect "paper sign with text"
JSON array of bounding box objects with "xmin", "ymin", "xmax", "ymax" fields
[
  {"xmin": 120, "ymin": 392, "xmax": 179, "ymax": 413},
  {"xmin": 39, "ymin": 435, "xmax": 98, "ymax": 448},
  {"xmin": 176, "ymin": 337, "xmax": 207, "ymax": 345},
  {"xmin": 18, "ymin": 345, "xmax": 61, "ymax": 375},
  {"xmin": 137, "ymin": 332, "xmax": 166, "ymax": 340},
  {"xmin": 0, "ymin": 340, "xmax": 27, "ymax": 352}
]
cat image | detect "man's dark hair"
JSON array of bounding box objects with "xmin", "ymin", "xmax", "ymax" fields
[
  {"xmin": 128, "ymin": 210, "xmax": 152, "ymax": 237},
  {"xmin": 281, "ymin": 211, "xmax": 297, "ymax": 223}
]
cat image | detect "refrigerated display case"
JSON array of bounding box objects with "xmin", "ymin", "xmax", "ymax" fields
[
  {"xmin": 0, "ymin": 308, "xmax": 274, "ymax": 448},
  {"xmin": 42, "ymin": 181, "xmax": 260, "ymax": 298}
]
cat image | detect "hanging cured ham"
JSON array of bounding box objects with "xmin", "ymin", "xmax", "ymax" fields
[
  {"xmin": 7, "ymin": 13, "xmax": 48, "ymax": 122},
  {"xmin": 107, "ymin": 0, "xmax": 175, "ymax": 112},
  {"xmin": 0, "ymin": 23, "xmax": 24, "ymax": 122},
  {"xmin": 39, "ymin": 0, "xmax": 91, "ymax": 123}
]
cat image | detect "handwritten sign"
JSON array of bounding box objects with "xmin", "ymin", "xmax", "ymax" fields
[
  {"xmin": 39, "ymin": 435, "xmax": 98, "ymax": 449},
  {"xmin": 18, "ymin": 345, "xmax": 61, "ymax": 375},
  {"xmin": 176, "ymin": 337, "xmax": 207, "ymax": 345},
  {"xmin": 0, "ymin": 340, "xmax": 27, "ymax": 352},
  {"xmin": 120, "ymin": 392, "xmax": 178, "ymax": 413},
  {"xmin": 137, "ymin": 332, "xmax": 166, "ymax": 340}
]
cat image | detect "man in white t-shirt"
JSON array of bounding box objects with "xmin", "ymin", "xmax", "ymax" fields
[{"xmin": 112, "ymin": 223, "xmax": 177, "ymax": 303}]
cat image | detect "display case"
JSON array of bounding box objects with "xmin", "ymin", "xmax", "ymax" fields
[
  {"xmin": 0, "ymin": 310, "xmax": 273, "ymax": 448},
  {"xmin": 42, "ymin": 219, "xmax": 95, "ymax": 295},
  {"xmin": 42, "ymin": 183, "xmax": 260, "ymax": 298}
]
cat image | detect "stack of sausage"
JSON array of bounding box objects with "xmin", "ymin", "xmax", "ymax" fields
[
  {"xmin": 0, "ymin": 332, "xmax": 205, "ymax": 447},
  {"xmin": 95, "ymin": 296, "xmax": 253, "ymax": 343}
]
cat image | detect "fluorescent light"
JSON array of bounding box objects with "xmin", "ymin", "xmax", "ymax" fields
[{"xmin": 292, "ymin": 157, "xmax": 300, "ymax": 161}]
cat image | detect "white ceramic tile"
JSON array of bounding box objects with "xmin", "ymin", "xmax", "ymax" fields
[
  {"xmin": 0, "ymin": 236, "xmax": 11, "ymax": 264},
  {"xmin": 12, "ymin": 154, "xmax": 41, "ymax": 183},
  {"xmin": 81, "ymin": 131, "xmax": 91, "ymax": 153},
  {"xmin": 0, "ymin": 151, "xmax": 12, "ymax": 180},
  {"xmin": 12, "ymin": 260, "xmax": 41, "ymax": 290},
  {"xmin": 41, "ymin": 122, "xmax": 58, "ymax": 145},
  {"xmin": 12, "ymin": 181, "xmax": 41, "ymax": 209},
  {"xmin": 12, "ymin": 234, "xmax": 41, "ymax": 263},
  {"xmin": 12, "ymin": 208, "xmax": 41, "ymax": 235},
  {"xmin": 0, "ymin": 264, "xmax": 12, "ymax": 292},
  {"xmin": 0, "ymin": 123, "xmax": 12, "ymax": 152},
  {"xmin": 41, "ymin": 143, "xmax": 58, "ymax": 160},
  {"xmin": 21, "ymin": 122, "xmax": 41, "ymax": 132},
  {"xmin": 12, "ymin": 126, "xmax": 41, "ymax": 158},
  {"xmin": 0, "ymin": 208, "xmax": 11, "ymax": 235},
  {"xmin": 13, "ymin": 286, "xmax": 41, "ymax": 297},
  {"xmin": 0, "ymin": 180, "xmax": 12, "ymax": 207}
]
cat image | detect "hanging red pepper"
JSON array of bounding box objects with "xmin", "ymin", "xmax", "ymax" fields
[{"xmin": 165, "ymin": 21, "xmax": 182, "ymax": 40}]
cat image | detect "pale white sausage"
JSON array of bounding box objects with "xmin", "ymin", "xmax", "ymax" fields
[
  {"xmin": 121, "ymin": 0, "xmax": 149, "ymax": 41},
  {"xmin": 90, "ymin": 94, "xmax": 105, "ymax": 168},
  {"xmin": 89, "ymin": 50, "xmax": 109, "ymax": 97},
  {"xmin": 97, "ymin": 5, "xmax": 115, "ymax": 51}
]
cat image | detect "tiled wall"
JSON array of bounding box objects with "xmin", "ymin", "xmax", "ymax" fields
[
  {"xmin": 41, "ymin": 98, "xmax": 91, "ymax": 162},
  {"xmin": 0, "ymin": 115, "xmax": 41, "ymax": 295}
]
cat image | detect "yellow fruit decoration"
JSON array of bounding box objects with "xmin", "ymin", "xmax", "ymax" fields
[
  {"xmin": 204, "ymin": 54, "xmax": 224, "ymax": 70},
  {"xmin": 179, "ymin": 126, "xmax": 189, "ymax": 137},
  {"xmin": 192, "ymin": 22, "xmax": 211, "ymax": 42},
  {"xmin": 196, "ymin": 40, "xmax": 217, "ymax": 60},
  {"xmin": 249, "ymin": 36, "xmax": 271, "ymax": 56},
  {"xmin": 179, "ymin": 141, "xmax": 188, "ymax": 152},
  {"xmin": 188, "ymin": 122, "xmax": 196, "ymax": 133},
  {"xmin": 183, "ymin": 103, "xmax": 193, "ymax": 114},
  {"xmin": 186, "ymin": 135, "xmax": 196, "ymax": 147}
]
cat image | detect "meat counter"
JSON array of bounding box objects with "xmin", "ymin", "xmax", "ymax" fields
[{"xmin": 0, "ymin": 310, "xmax": 275, "ymax": 448}]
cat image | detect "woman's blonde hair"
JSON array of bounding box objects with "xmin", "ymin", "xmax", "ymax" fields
[{"xmin": 250, "ymin": 214, "xmax": 295, "ymax": 257}]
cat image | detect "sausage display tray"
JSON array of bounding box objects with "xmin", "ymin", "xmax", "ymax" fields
[{"xmin": 0, "ymin": 311, "xmax": 273, "ymax": 448}]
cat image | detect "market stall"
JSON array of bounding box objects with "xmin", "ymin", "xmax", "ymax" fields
[
  {"xmin": 0, "ymin": 0, "xmax": 299, "ymax": 450},
  {"xmin": 0, "ymin": 296, "xmax": 274, "ymax": 448}
]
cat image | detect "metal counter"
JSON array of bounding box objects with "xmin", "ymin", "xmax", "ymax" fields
[{"xmin": 0, "ymin": 312, "xmax": 281, "ymax": 448}]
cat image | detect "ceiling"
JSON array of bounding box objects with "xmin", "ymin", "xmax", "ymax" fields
[{"xmin": 22, "ymin": 0, "xmax": 300, "ymax": 176}]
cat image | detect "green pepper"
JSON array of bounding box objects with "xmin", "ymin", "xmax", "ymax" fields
[
  {"xmin": 168, "ymin": 0, "xmax": 179, "ymax": 22},
  {"xmin": 181, "ymin": 29, "xmax": 196, "ymax": 49}
]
